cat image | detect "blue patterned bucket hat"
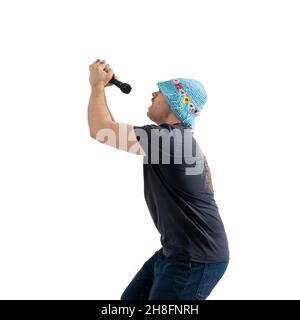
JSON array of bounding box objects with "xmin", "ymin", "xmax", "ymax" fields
[{"xmin": 156, "ymin": 78, "xmax": 207, "ymax": 129}]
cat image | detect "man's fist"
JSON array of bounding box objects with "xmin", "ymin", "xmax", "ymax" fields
[
  {"xmin": 89, "ymin": 59, "xmax": 118, "ymax": 89},
  {"xmin": 103, "ymin": 62, "xmax": 118, "ymax": 87}
]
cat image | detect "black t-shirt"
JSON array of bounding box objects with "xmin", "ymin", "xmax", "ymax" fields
[{"xmin": 133, "ymin": 122, "xmax": 229, "ymax": 263}]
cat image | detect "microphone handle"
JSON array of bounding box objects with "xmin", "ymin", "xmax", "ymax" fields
[
  {"xmin": 108, "ymin": 75, "xmax": 132, "ymax": 94},
  {"xmin": 110, "ymin": 78, "xmax": 123, "ymax": 87}
]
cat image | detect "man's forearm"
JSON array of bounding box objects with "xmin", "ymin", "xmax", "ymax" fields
[
  {"xmin": 88, "ymin": 85, "xmax": 115, "ymax": 137},
  {"xmin": 104, "ymin": 94, "xmax": 115, "ymax": 122}
]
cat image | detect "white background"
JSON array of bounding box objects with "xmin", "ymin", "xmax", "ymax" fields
[{"xmin": 0, "ymin": 0, "xmax": 299, "ymax": 300}]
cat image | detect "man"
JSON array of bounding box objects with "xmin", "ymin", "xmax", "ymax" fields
[{"xmin": 88, "ymin": 59, "xmax": 229, "ymax": 300}]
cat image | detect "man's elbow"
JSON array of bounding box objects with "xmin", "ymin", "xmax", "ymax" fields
[
  {"xmin": 90, "ymin": 129, "xmax": 103, "ymax": 141},
  {"xmin": 89, "ymin": 128, "xmax": 97, "ymax": 139},
  {"xmin": 89, "ymin": 121, "xmax": 115, "ymax": 141}
]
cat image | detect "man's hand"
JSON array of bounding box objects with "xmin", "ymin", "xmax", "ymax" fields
[
  {"xmin": 103, "ymin": 62, "xmax": 119, "ymax": 87},
  {"xmin": 89, "ymin": 59, "xmax": 118, "ymax": 89}
]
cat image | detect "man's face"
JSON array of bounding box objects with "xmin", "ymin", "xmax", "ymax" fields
[{"xmin": 147, "ymin": 90, "xmax": 171, "ymax": 123}]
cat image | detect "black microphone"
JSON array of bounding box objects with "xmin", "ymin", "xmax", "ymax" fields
[{"xmin": 109, "ymin": 75, "xmax": 132, "ymax": 94}]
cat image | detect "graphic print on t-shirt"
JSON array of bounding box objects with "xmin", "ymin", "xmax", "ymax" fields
[{"xmin": 204, "ymin": 156, "xmax": 214, "ymax": 193}]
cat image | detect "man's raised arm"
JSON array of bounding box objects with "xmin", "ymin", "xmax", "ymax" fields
[{"xmin": 87, "ymin": 58, "xmax": 145, "ymax": 155}]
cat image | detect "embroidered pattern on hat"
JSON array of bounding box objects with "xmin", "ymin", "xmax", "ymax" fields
[{"xmin": 172, "ymin": 79, "xmax": 201, "ymax": 116}]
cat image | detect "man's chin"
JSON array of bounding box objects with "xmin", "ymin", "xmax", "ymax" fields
[{"xmin": 147, "ymin": 111, "xmax": 152, "ymax": 120}]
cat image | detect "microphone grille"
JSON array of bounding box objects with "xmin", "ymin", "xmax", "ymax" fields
[{"xmin": 121, "ymin": 83, "xmax": 132, "ymax": 94}]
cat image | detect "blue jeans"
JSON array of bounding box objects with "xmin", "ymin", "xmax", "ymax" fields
[{"xmin": 120, "ymin": 247, "xmax": 228, "ymax": 300}]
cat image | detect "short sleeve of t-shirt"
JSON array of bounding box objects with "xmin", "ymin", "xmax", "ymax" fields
[
  {"xmin": 133, "ymin": 124, "xmax": 161, "ymax": 163},
  {"xmin": 133, "ymin": 124, "xmax": 152, "ymax": 156}
]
